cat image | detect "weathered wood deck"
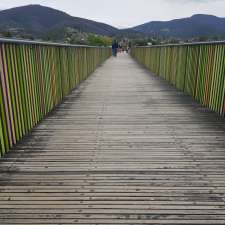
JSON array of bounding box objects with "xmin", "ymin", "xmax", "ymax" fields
[{"xmin": 1, "ymin": 54, "xmax": 225, "ymax": 224}]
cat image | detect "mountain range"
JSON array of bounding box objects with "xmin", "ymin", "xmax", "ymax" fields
[
  {"xmin": 0, "ymin": 5, "xmax": 118, "ymax": 37},
  {"xmin": 0, "ymin": 4, "xmax": 225, "ymax": 40},
  {"xmin": 133, "ymin": 14, "xmax": 225, "ymax": 38}
]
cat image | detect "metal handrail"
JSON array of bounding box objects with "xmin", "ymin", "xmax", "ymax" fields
[
  {"xmin": 0, "ymin": 37, "xmax": 109, "ymax": 48},
  {"xmin": 135, "ymin": 40, "xmax": 225, "ymax": 48}
]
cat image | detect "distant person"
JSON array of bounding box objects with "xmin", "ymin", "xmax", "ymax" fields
[
  {"xmin": 112, "ymin": 40, "xmax": 118, "ymax": 57},
  {"xmin": 127, "ymin": 41, "xmax": 132, "ymax": 53},
  {"xmin": 118, "ymin": 44, "xmax": 122, "ymax": 53}
]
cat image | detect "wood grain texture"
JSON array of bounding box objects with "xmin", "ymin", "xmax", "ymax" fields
[{"xmin": 1, "ymin": 54, "xmax": 225, "ymax": 224}]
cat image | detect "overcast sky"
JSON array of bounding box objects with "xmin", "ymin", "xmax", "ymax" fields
[{"xmin": 0, "ymin": 0, "xmax": 225, "ymax": 28}]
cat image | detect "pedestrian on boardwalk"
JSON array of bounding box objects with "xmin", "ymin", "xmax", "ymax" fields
[{"xmin": 112, "ymin": 40, "xmax": 119, "ymax": 57}]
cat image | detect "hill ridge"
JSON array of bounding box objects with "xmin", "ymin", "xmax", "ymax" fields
[
  {"xmin": 0, "ymin": 5, "xmax": 225, "ymax": 40},
  {"xmin": 133, "ymin": 14, "xmax": 225, "ymax": 39}
]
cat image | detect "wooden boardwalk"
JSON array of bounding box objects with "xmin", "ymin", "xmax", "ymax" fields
[{"xmin": 1, "ymin": 54, "xmax": 225, "ymax": 224}]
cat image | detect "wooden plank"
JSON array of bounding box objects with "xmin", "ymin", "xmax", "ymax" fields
[{"xmin": 1, "ymin": 54, "xmax": 225, "ymax": 224}]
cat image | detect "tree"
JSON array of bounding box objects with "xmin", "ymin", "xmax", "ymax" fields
[
  {"xmin": 0, "ymin": 30, "xmax": 12, "ymax": 38},
  {"xmin": 88, "ymin": 35, "xmax": 112, "ymax": 47}
]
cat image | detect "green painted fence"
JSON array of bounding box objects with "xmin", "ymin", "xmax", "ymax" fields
[
  {"xmin": 131, "ymin": 42, "xmax": 225, "ymax": 116},
  {"xmin": 0, "ymin": 39, "xmax": 111, "ymax": 157}
]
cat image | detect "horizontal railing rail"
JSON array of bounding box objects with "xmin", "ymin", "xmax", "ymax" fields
[
  {"xmin": 131, "ymin": 41, "xmax": 225, "ymax": 116},
  {"xmin": 0, "ymin": 39, "xmax": 111, "ymax": 157},
  {"xmin": 136, "ymin": 40, "xmax": 225, "ymax": 48},
  {"xmin": 0, "ymin": 38, "xmax": 108, "ymax": 48}
]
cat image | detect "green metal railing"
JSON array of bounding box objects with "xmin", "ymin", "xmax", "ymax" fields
[
  {"xmin": 131, "ymin": 41, "xmax": 225, "ymax": 116},
  {"xmin": 0, "ymin": 38, "xmax": 111, "ymax": 157}
]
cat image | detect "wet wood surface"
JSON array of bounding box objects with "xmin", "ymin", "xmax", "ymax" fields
[{"xmin": 1, "ymin": 54, "xmax": 225, "ymax": 224}]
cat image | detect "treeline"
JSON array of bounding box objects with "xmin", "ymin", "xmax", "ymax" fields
[
  {"xmin": 0, "ymin": 28, "xmax": 112, "ymax": 47},
  {"xmin": 132, "ymin": 36, "xmax": 225, "ymax": 46}
]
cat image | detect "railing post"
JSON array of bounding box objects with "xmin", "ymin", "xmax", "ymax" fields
[
  {"xmin": 0, "ymin": 38, "xmax": 111, "ymax": 157},
  {"xmin": 131, "ymin": 41, "xmax": 225, "ymax": 117}
]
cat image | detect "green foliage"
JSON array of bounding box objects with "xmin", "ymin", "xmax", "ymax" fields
[
  {"xmin": 132, "ymin": 39, "xmax": 148, "ymax": 46},
  {"xmin": 197, "ymin": 36, "xmax": 209, "ymax": 42},
  {"xmin": 18, "ymin": 34, "xmax": 34, "ymax": 40},
  {"xmin": 43, "ymin": 27, "xmax": 112, "ymax": 46},
  {"xmin": 0, "ymin": 30, "xmax": 12, "ymax": 38},
  {"xmin": 88, "ymin": 35, "xmax": 112, "ymax": 47}
]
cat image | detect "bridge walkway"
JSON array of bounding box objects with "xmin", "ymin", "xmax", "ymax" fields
[{"xmin": 1, "ymin": 54, "xmax": 225, "ymax": 224}]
